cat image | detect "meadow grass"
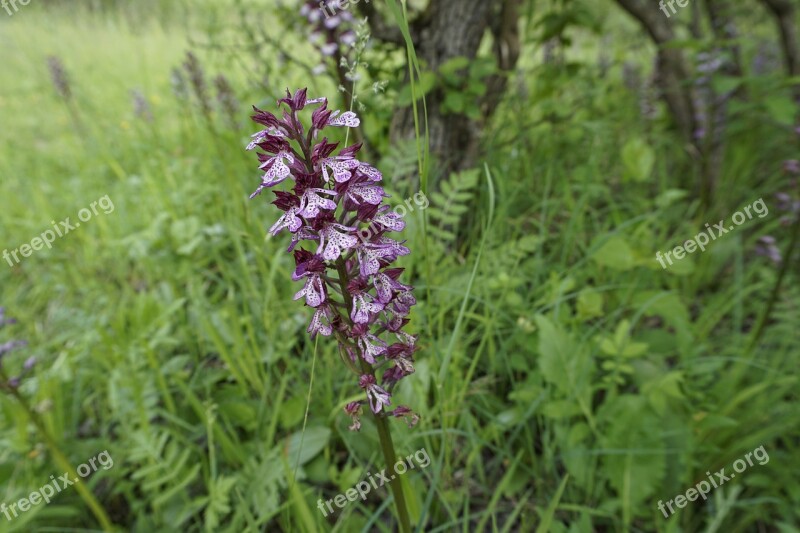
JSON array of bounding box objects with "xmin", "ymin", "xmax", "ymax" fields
[{"xmin": 0, "ymin": 2, "xmax": 798, "ymax": 532}]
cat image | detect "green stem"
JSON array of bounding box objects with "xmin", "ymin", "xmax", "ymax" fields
[
  {"xmin": 745, "ymin": 212, "xmax": 800, "ymax": 354},
  {"xmin": 334, "ymin": 259, "xmax": 412, "ymax": 533},
  {"xmin": 368, "ymin": 385, "xmax": 412, "ymax": 533},
  {"xmin": 2, "ymin": 376, "xmax": 115, "ymax": 531}
]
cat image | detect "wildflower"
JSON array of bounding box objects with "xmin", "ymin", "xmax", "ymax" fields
[
  {"xmin": 214, "ymin": 75, "xmax": 240, "ymax": 130},
  {"xmin": 183, "ymin": 52, "xmax": 212, "ymax": 118},
  {"xmin": 246, "ymin": 88, "xmax": 419, "ymax": 428},
  {"xmin": 755, "ymin": 235, "xmax": 782, "ymax": 264},
  {"xmin": 344, "ymin": 401, "xmax": 363, "ymax": 431},
  {"xmin": 300, "ymin": 1, "xmax": 356, "ymax": 75},
  {"xmin": 359, "ymin": 374, "xmax": 391, "ymax": 413},
  {"xmin": 130, "ymin": 89, "xmax": 153, "ymax": 122},
  {"xmin": 170, "ymin": 67, "xmax": 189, "ymax": 101},
  {"xmin": 784, "ymin": 160, "xmax": 800, "ymax": 175},
  {"xmin": 391, "ymin": 406, "xmax": 420, "ymax": 428},
  {"xmin": 46, "ymin": 56, "xmax": 72, "ymax": 101},
  {"xmin": 0, "ymin": 308, "xmax": 31, "ymax": 390}
]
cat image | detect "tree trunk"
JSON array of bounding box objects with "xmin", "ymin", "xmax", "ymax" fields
[
  {"xmin": 614, "ymin": 0, "xmax": 700, "ymax": 143},
  {"xmin": 761, "ymin": 0, "xmax": 800, "ymax": 103},
  {"xmin": 361, "ymin": 0, "xmax": 522, "ymax": 177},
  {"xmin": 699, "ymin": 0, "xmax": 745, "ymax": 206}
]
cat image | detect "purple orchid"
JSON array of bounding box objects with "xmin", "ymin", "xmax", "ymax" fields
[
  {"xmin": 247, "ymin": 88, "xmax": 419, "ymax": 428},
  {"xmin": 0, "ymin": 308, "xmax": 33, "ymax": 390},
  {"xmin": 301, "ymin": 1, "xmax": 356, "ymax": 72},
  {"xmin": 344, "ymin": 401, "xmax": 363, "ymax": 431}
]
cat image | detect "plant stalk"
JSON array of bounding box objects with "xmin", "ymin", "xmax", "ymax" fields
[
  {"xmin": 2, "ymin": 374, "xmax": 115, "ymax": 531},
  {"xmin": 335, "ymin": 259, "xmax": 412, "ymax": 533},
  {"xmin": 746, "ymin": 212, "xmax": 800, "ymax": 354}
]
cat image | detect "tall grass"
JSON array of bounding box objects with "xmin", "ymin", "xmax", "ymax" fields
[{"xmin": 0, "ymin": 2, "xmax": 797, "ymax": 532}]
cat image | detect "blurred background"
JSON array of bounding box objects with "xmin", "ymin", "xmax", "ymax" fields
[{"xmin": 0, "ymin": 0, "xmax": 798, "ymax": 531}]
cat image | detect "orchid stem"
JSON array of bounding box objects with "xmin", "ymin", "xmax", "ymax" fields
[{"xmin": 335, "ymin": 259, "xmax": 412, "ymax": 533}]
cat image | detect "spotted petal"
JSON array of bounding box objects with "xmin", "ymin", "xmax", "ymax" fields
[
  {"xmin": 373, "ymin": 211, "xmax": 405, "ymax": 232},
  {"xmin": 287, "ymin": 227, "xmax": 319, "ymax": 252},
  {"xmin": 320, "ymin": 157, "xmax": 359, "ymax": 184},
  {"xmin": 328, "ymin": 110, "xmax": 360, "ymax": 128},
  {"xmin": 357, "ymin": 162, "xmax": 382, "ymax": 182},
  {"xmin": 347, "ymin": 183, "xmax": 384, "ymax": 205},
  {"xmin": 318, "ymin": 223, "xmax": 358, "ymax": 261},
  {"xmin": 259, "ymin": 151, "xmax": 295, "ymax": 187},
  {"xmin": 352, "ymin": 293, "xmax": 384, "ymax": 324},
  {"xmin": 307, "ymin": 306, "xmax": 333, "ymax": 338},
  {"xmin": 299, "ymin": 188, "xmax": 337, "ymax": 219},
  {"xmin": 269, "ymin": 207, "xmax": 303, "ymax": 235},
  {"xmin": 357, "ymin": 245, "xmax": 394, "ymax": 277},
  {"xmin": 366, "ymin": 384, "xmax": 391, "ymax": 413},
  {"xmin": 373, "ymin": 272, "xmax": 412, "ymax": 303},
  {"xmin": 246, "ymin": 128, "xmax": 285, "ymax": 150},
  {"xmin": 293, "ymin": 274, "xmax": 326, "ymax": 308}
]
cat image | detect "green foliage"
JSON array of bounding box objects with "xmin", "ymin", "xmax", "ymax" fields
[
  {"xmin": 621, "ymin": 138, "xmax": 655, "ymax": 183},
  {"xmin": 426, "ymin": 168, "xmax": 481, "ymax": 244},
  {"xmin": 397, "ymin": 56, "xmax": 497, "ymax": 119},
  {"xmin": 0, "ymin": 2, "xmax": 798, "ymax": 532}
]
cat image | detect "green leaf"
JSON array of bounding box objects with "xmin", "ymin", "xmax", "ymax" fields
[
  {"xmin": 576, "ymin": 289, "xmax": 604, "ymax": 320},
  {"xmin": 396, "ymin": 71, "xmax": 437, "ymax": 106},
  {"xmin": 279, "ymin": 396, "xmax": 306, "ymax": 429},
  {"xmin": 204, "ymin": 476, "xmax": 237, "ymax": 530},
  {"xmin": 443, "ymin": 91, "xmax": 468, "ymax": 113},
  {"xmin": 621, "ymin": 138, "xmax": 655, "ymax": 182},
  {"xmin": 285, "ymin": 426, "xmax": 331, "ymax": 467},
  {"xmin": 642, "ymin": 371, "xmax": 685, "ymax": 415},
  {"xmin": 632, "ymin": 291, "xmax": 693, "ymax": 353},
  {"xmin": 592, "ymin": 236, "xmax": 636, "ymax": 271},
  {"xmin": 654, "ymin": 188, "xmax": 688, "ymax": 208},
  {"xmin": 764, "ymin": 95, "xmax": 795, "ymax": 126},
  {"xmin": 427, "ymin": 169, "xmax": 480, "ymax": 244},
  {"xmin": 534, "ymin": 315, "xmax": 594, "ymax": 399},
  {"xmin": 542, "ymin": 400, "xmax": 583, "ymax": 419},
  {"xmin": 536, "ymin": 475, "xmax": 570, "ymax": 533},
  {"xmin": 439, "ymin": 56, "xmax": 470, "ymax": 84},
  {"xmin": 600, "ymin": 338, "xmax": 618, "ymax": 357},
  {"xmin": 469, "ymin": 57, "xmax": 498, "ymax": 79},
  {"xmin": 598, "ymin": 395, "xmax": 666, "ymax": 521},
  {"xmin": 711, "ymin": 75, "xmax": 743, "ymax": 95}
]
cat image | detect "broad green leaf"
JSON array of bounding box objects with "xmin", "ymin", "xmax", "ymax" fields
[
  {"xmin": 577, "ymin": 289, "xmax": 604, "ymax": 320},
  {"xmin": 285, "ymin": 426, "xmax": 331, "ymax": 467},
  {"xmin": 621, "ymin": 138, "xmax": 655, "ymax": 182},
  {"xmin": 598, "ymin": 395, "xmax": 666, "ymax": 517},
  {"xmin": 592, "ymin": 236, "xmax": 636, "ymax": 271},
  {"xmin": 535, "ymin": 315, "xmax": 594, "ymax": 399},
  {"xmin": 764, "ymin": 95, "xmax": 795, "ymax": 126}
]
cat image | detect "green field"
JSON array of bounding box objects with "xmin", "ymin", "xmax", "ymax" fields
[{"xmin": 1, "ymin": 1, "xmax": 798, "ymax": 532}]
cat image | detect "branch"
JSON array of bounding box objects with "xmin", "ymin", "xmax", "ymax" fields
[
  {"xmin": 761, "ymin": 0, "xmax": 800, "ymax": 90},
  {"xmin": 483, "ymin": 0, "xmax": 523, "ymax": 117},
  {"xmin": 614, "ymin": 0, "xmax": 699, "ymax": 141}
]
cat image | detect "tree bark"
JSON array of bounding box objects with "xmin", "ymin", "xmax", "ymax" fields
[
  {"xmin": 761, "ymin": 0, "xmax": 800, "ymax": 102},
  {"xmin": 361, "ymin": 0, "xmax": 522, "ymax": 176},
  {"xmin": 698, "ymin": 0, "xmax": 746, "ymax": 206},
  {"xmin": 614, "ymin": 0, "xmax": 700, "ymax": 143}
]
